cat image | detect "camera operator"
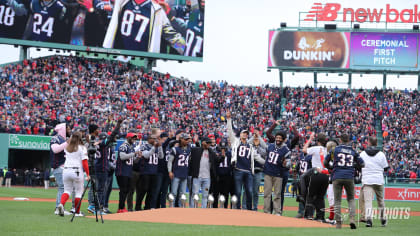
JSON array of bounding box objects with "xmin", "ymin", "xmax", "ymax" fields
[{"xmin": 86, "ymin": 117, "xmax": 123, "ymax": 214}]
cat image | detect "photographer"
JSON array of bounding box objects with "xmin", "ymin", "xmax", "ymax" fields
[
  {"xmin": 360, "ymin": 137, "xmax": 389, "ymax": 227},
  {"xmin": 86, "ymin": 118, "xmax": 123, "ymax": 214}
]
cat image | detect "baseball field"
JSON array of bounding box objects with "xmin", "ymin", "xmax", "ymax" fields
[{"xmin": 0, "ymin": 187, "xmax": 419, "ymax": 236}]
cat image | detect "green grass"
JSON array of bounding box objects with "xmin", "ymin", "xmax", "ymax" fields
[{"xmin": 0, "ymin": 187, "xmax": 419, "ymax": 236}]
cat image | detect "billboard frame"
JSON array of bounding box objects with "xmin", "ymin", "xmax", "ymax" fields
[
  {"xmin": 0, "ymin": 37, "xmax": 203, "ymax": 63},
  {"xmin": 267, "ymin": 27, "xmax": 420, "ymax": 75}
]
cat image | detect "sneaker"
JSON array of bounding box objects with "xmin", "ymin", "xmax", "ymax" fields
[
  {"xmin": 304, "ymin": 216, "xmax": 313, "ymax": 220},
  {"xmin": 359, "ymin": 219, "xmax": 367, "ymax": 223},
  {"xmin": 57, "ymin": 204, "xmax": 65, "ymax": 217},
  {"xmin": 315, "ymin": 218, "xmax": 327, "ymax": 223},
  {"xmin": 366, "ymin": 219, "xmax": 372, "ymax": 227},
  {"xmin": 295, "ymin": 213, "xmax": 303, "ymax": 218},
  {"xmin": 122, "ymin": 208, "xmax": 128, "ymax": 213},
  {"xmin": 64, "ymin": 210, "xmax": 72, "ymax": 216},
  {"xmin": 117, "ymin": 209, "xmax": 125, "ymax": 213},
  {"xmin": 103, "ymin": 208, "xmax": 112, "ymax": 214},
  {"xmin": 54, "ymin": 208, "xmax": 59, "ymax": 215},
  {"xmin": 87, "ymin": 205, "xmax": 95, "ymax": 214},
  {"xmin": 75, "ymin": 212, "xmax": 85, "ymax": 217},
  {"xmin": 70, "ymin": 208, "xmax": 76, "ymax": 214},
  {"xmin": 325, "ymin": 218, "xmax": 337, "ymax": 225},
  {"xmin": 350, "ymin": 222, "xmax": 357, "ymax": 229},
  {"xmin": 381, "ymin": 219, "xmax": 387, "ymax": 227}
]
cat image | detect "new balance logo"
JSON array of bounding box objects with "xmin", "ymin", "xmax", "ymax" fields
[{"xmin": 304, "ymin": 3, "xmax": 341, "ymax": 21}]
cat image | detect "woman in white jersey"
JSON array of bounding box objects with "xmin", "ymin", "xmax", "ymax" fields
[{"xmin": 57, "ymin": 132, "xmax": 90, "ymax": 217}]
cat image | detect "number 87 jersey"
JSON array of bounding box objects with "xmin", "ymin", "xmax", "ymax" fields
[
  {"xmin": 170, "ymin": 146, "xmax": 191, "ymax": 179},
  {"xmin": 326, "ymin": 144, "xmax": 364, "ymax": 181}
]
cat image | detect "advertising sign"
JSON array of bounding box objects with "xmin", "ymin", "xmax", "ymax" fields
[
  {"xmin": 0, "ymin": 0, "xmax": 205, "ymax": 61},
  {"xmin": 268, "ymin": 31, "xmax": 350, "ymax": 69},
  {"xmin": 8, "ymin": 134, "xmax": 52, "ymax": 151},
  {"xmin": 350, "ymin": 32, "xmax": 419, "ymax": 70}
]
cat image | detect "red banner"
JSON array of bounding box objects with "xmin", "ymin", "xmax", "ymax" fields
[{"xmin": 341, "ymin": 186, "xmax": 420, "ymax": 201}]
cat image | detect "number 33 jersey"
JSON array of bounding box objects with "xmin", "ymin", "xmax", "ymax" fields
[
  {"xmin": 30, "ymin": 0, "xmax": 66, "ymax": 42},
  {"xmin": 326, "ymin": 144, "xmax": 364, "ymax": 181}
]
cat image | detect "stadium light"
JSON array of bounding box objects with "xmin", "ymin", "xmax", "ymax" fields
[
  {"xmin": 280, "ymin": 22, "xmax": 287, "ymax": 28},
  {"xmin": 36, "ymin": 48, "xmax": 41, "ymax": 51},
  {"xmin": 354, "ymin": 24, "xmax": 360, "ymax": 29},
  {"xmin": 324, "ymin": 24, "xmax": 336, "ymax": 30},
  {"xmin": 55, "ymin": 50, "xmax": 60, "ymax": 53},
  {"xmin": 48, "ymin": 49, "xmax": 53, "ymax": 52},
  {"xmin": 413, "ymin": 25, "xmax": 419, "ymax": 31}
]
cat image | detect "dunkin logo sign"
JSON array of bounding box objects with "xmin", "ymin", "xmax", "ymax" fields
[
  {"xmin": 268, "ymin": 31, "xmax": 350, "ymax": 68},
  {"xmin": 304, "ymin": 3, "xmax": 420, "ymax": 23}
]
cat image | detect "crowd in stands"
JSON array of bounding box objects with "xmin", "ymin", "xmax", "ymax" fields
[{"xmin": 0, "ymin": 56, "xmax": 418, "ymax": 179}]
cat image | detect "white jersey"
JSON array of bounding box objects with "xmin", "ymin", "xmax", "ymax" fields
[
  {"xmin": 307, "ymin": 146, "xmax": 327, "ymax": 169},
  {"xmin": 64, "ymin": 145, "xmax": 88, "ymax": 169}
]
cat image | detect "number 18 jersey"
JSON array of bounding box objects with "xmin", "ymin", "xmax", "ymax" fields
[{"xmin": 115, "ymin": 0, "xmax": 151, "ymax": 51}]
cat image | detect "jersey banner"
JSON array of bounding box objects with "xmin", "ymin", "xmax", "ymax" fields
[
  {"xmin": 0, "ymin": 0, "xmax": 205, "ymax": 60},
  {"xmin": 268, "ymin": 31, "xmax": 350, "ymax": 69},
  {"xmin": 350, "ymin": 32, "xmax": 419, "ymax": 71}
]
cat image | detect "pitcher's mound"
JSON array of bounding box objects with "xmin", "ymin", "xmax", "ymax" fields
[{"xmin": 91, "ymin": 208, "xmax": 333, "ymax": 228}]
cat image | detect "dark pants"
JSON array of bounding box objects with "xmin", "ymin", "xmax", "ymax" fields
[
  {"xmin": 136, "ymin": 174, "xmax": 157, "ymax": 210},
  {"xmin": 333, "ymin": 179, "xmax": 356, "ymax": 223},
  {"xmin": 104, "ymin": 169, "xmax": 114, "ymax": 208},
  {"xmin": 89, "ymin": 171, "xmax": 107, "ymax": 208},
  {"xmin": 116, "ymin": 176, "xmax": 131, "ymax": 210},
  {"xmin": 304, "ymin": 173, "xmax": 329, "ymax": 220},
  {"xmin": 233, "ymin": 170, "xmax": 253, "ymax": 210},
  {"xmin": 155, "ymin": 172, "xmax": 170, "ymax": 208},
  {"xmin": 127, "ymin": 170, "xmax": 141, "ymax": 211},
  {"xmin": 212, "ymin": 175, "xmax": 232, "ymax": 208}
]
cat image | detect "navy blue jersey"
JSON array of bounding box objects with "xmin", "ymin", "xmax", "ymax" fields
[
  {"xmin": 157, "ymin": 147, "xmax": 170, "ymax": 174},
  {"xmin": 296, "ymin": 153, "xmax": 312, "ymax": 176},
  {"xmin": 115, "ymin": 142, "xmax": 135, "ymax": 177},
  {"xmin": 94, "ymin": 141, "xmax": 110, "ymax": 172},
  {"xmin": 263, "ymin": 144, "xmax": 290, "ymax": 177},
  {"xmin": 235, "ymin": 143, "xmax": 251, "ymax": 172},
  {"xmin": 108, "ymin": 145, "xmax": 116, "ymax": 170},
  {"xmin": 30, "ymin": 0, "xmax": 66, "ymax": 42},
  {"xmin": 216, "ymin": 151, "xmax": 232, "ymax": 176},
  {"xmin": 49, "ymin": 134, "xmax": 66, "ymax": 168},
  {"xmin": 171, "ymin": 146, "xmax": 190, "ymax": 179},
  {"xmin": 0, "ymin": 0, "xmax": 30, "ymax": 39},
  {"xmin": 114, "ymin": 0, "xmax": 151, "ymax": 50},
  {"xmin": 139, "ymin": 144, "xmax": 158, "ymax": 175},
  {"xmin": 173, "ymin": 4, "xmax": 189, "ymax": 22},
  {"xmin": 326, "ymin": 145, "xmax": 364, "ymax": 181},
  {"xmin": 184, "ymin": 8, "xmax": 203, "ymax": 57}
]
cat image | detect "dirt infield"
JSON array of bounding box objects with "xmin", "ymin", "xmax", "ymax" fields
[
  {"xmin": 1, "ymin": 197, "xmax": 420, "ymax": 216},
  {"xmin": 89, "ymin": 208, "xmax": 333, "ymax": 228}
]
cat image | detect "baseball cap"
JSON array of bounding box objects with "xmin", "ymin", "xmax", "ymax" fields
[
  {"xmin": 179, "ymin": 133, "xmax": 191, "ymax": 140},
  {"xmin": 240, "ymin": 130, "xmax": 249, "ymax": 135},
  {"xmin": 175, "ymin": 129, "xmax": 184, "ymax": 136},
  {"xmin": 160, "ymin": 132, "xmax": 169, "ymax": 138},
  {"xmin": 201, "ymin": 137, "xmax": 211, "ymax": 144},
  {"xmin": 126, "ymin": 133, "xmax": 138, "ymax": 139}
]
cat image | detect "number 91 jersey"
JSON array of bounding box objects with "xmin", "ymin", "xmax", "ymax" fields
[
  {"xmin": 263, "ymin": 143, "xmax": 290, "ymax": 177},
  {"xmin": 30, "ymin": 0, "xmax": 65, "ymax": 42},
  {"xmin": 171, "ymin": 146, "xmax": 191, "ymax": 179},
  {"xmin": 115, "ymin": 0, "xmax": 151, "ymax": 51}
]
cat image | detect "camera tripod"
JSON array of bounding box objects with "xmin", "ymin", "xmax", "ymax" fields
[{"xmin": 71, "ymin": 175, "xmax": 104, "ymax": 223}]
